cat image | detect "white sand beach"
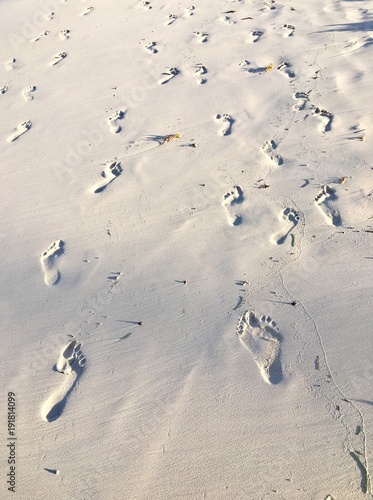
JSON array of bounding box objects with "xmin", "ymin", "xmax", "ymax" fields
[{"xmin": 1, "ymin": 0, "xmax": 373, "ymax": 498}]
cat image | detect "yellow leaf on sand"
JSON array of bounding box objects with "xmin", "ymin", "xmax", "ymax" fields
[{"xmin": 162, "ymin": 133, "xmax": 182, "ymax": 144}]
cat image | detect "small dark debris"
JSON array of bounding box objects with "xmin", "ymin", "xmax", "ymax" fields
[
  {"xmin": 44, "ymin": 468, "xmax": 58, "ymax": 475},
  {"xmin": 335, "ymin": 405, "xmax": 340, "ymax": 411},
  {"xmin": 291, "ymin": 300, "xmax": 297, "ymax": 306},
  {"xmin": 138, "ymin": 321, "xmax": 143, "ymax": 326}
]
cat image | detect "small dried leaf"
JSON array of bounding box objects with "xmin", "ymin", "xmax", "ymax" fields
[{"xmin": 162, "ymin": 133, "xmax": 182, "ymax": 144}]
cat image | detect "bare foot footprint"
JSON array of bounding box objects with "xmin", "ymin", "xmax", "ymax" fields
[
  {"xmin": 4, "ymin": 58, "xmax": 16, "ymax": 71},
  {"xmin": 249, "ymin": 31, "xmax": 263, "ymax": 43},
  {"xmin": 194, "ymin": 63, "xmax": 207, "ymax": 84},
  {"xmin": 194, "ymin": 31, "xmax": 208, "ymax": 43},
  {"xmin": 92, "ymin": 160, "xmax": 122, "ymax": 193},
  {"xmin": 184, "ymin": 6, "xmax": 195, "ymax": 16},
  {"xmin": 215, "ymin": 114, "xmax": 234, "ymax": 136},
  {"xmin": 7, "ymin": 121, "xmax": 32, "ymax": 142},
  {"xmin": 144, "ymin": 41, "xmax": 157, "ymax": 54},
  {"xmin": 282, "ymin": 24, "xmax": 295, "ymax": 37},
  {"xmin": 263, "ymin": 0, "xmax": 276, "ymax": 11},
  {"xmin": 271, "ymin": 207, "xmax": 300, "ymax": 245},
  {"xmin": 293, "ymin": 90, "xmax": 311, "ymax": 110},
  {"xmin": 237, "ymin": 311, "xmax": 282, "ymax": 385},
  {"xmin": 311, "ymin": 106, "xmax": 333, "ymax": 133},
  {"xmin": 165, "ymin": 14, "xmax": 177, "ymax": 25},
  {"xmin": 50, "ymin": 52, "xmax": 67, "ymax": 66},
  {"xmin": 30, "ymin": 31, "xmax": 49, "ymax": 43},
  {"xmin": 81, "ymin": 7, "xmax": 94, "ymax": 16},
  {"xmin": 40, "ymin": 339, "xmax": 86, "ymax": 422},
  {"xmin": 107, "ymin": 110, "xmax": 125, "ymax": 134},
  {"xmin": 261, "ymin": 140, "xmax": 283, "ymax": 165},
  {"xmin": 158, "ymin": 67, "xmax": 178, "ymax": 85},
  {"xmin": 222, "ymin": 186, "xmax": 243, "ymax": 226},
  {"xmin": 315, "ymin": 186, "xmax": 342, "ymax": 226},
  {"xmin": 40, "ymin": 240, "xmax": 64, "ymax": 286},
  {"xmin": 22, "ymin": 86, "xmax": 36, "ymax": 101},
  {"xmin": 59, "ymin": 29, "xmax": 71, "ymax": 40},
  {"xmin": 277, "ymin": 62, "xmax": 295, "ymax": 78}
]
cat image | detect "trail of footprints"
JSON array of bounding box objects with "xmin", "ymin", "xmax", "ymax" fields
[{"xmin": 10, "ymin": 4, "xmax": 362, "ymax": 486}]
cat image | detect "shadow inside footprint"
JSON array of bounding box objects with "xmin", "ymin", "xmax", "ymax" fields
[
  {"xmin": 266, "ymin": 341, "xmax": 283, "ymax": 385},
  {"xmin": 232, "ymin": 215, "xmax": 242, "ymax": 226},
  {"xmin": 44, "ymin": 380, "xmax": 76, "ymax": 422},
  {"xmin": 45, "ymin": 361, "xmax": 84, "ymax": 423}
]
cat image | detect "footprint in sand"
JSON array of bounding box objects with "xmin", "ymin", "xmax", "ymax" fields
[
  {"xmin": 7, "ymin": 120, "xmax": 32, "ymax": 142},
  {"xmin": 215, "ymin": 114, "xmax": 234, "ymax": 136},
  {"xmin": 92, "ymin": 160, "xmax": 122, "ymax": 194},
  {"xmin": 184, "ymin": 6, "xmax": 195, "ymax": 17},
  {"xmin": 219, "ymin": 15, "xmax": 234, "ymax": 24},
  {"xmin": 293, "ymin": 90, "xmax": 311, "ymax": 110},
  {"xmin": 261, "ymin": 140, "xmax": 283, "ymax": 165},
  {"xmin": 194, "ymin": 31, "xmax": 209, "ymax": 43},
  {"xmin": 239, "ymin": 59, "xmax": 250, "ymax": 70},
  {"xmin": 237, "ymin": 311, "xmax": 282, "ymax": 385},
  {"xmin": 277, "ymin": 62, "xmax": 295, "ymax": 78},
  {"xmin": 107, "ymin": 110, "xmax": 125, "ymax": 134},
  {"xmin": 1, "ymin": 85, "xmax": 8, "ymax": 95},
  {"xmin": 81, "ymin": 7, "xmax": 94, "ymax": 16},
  {"xmin": 158, "ymin": 67, "xmax": 179, "ymax": 85},
  {"xmin": 4, "ymin": 58, "xmax": 15, "ymax": 71},
  {"xmin": 282, "ymin": 24, "xmax": 295, "ymax": 37},
  {"xmin": 271, "ymin": 207, "xmax": 300, "ymax": 245},
  {"xmin": 144, "ymin": 41, "xmax": 157, "ymax": 54},
  {"xmin": 50, "ymin": 52, "xmax": 67, "ymax": 66},
  {"xmin": 263, "ymin": 0, "xmax": 276, "ymax": 11},
  {"xmin": 165, "ymin": 14, "xmax": 177, "ymax": 25},
  {"xmin": 40, "ymin": 339, "xmax": 86, "ymax": 422},
  {"xmin": 222, "ymin": 186, "xmax": 243, "ymax": 226},
  {"xmin": 31, "ymin": 31, "xmax": 49, "ymax": 43},
  {"xmin": 315, "ymin": 186, "xmax": 342, "ymax": 226},
  {"xmin": 311, "ymin": 106, "xmax": 333, "ymax": 133},
  {"xmin": 59, "ymin": 29, "xmax": 71, "ymax": 40},
  {"xmin": 194, "ymin": 63, "xmax": 207, "ymax": 84},
  {"xmin": 22, "ymin": 86, "xmax": 36, "ymax": 101},
  {"xmin": 249, "ymin": 31, "xmax": 263, "ymax": 43},
  {"xmin": 40, "ymin": 239, "xmax": 64, "ymax": 286}
]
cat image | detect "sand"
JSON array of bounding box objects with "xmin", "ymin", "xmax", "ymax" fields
[{"xmin": 1, "ymin": 0, "xmax": 372, "ymax": 498}]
